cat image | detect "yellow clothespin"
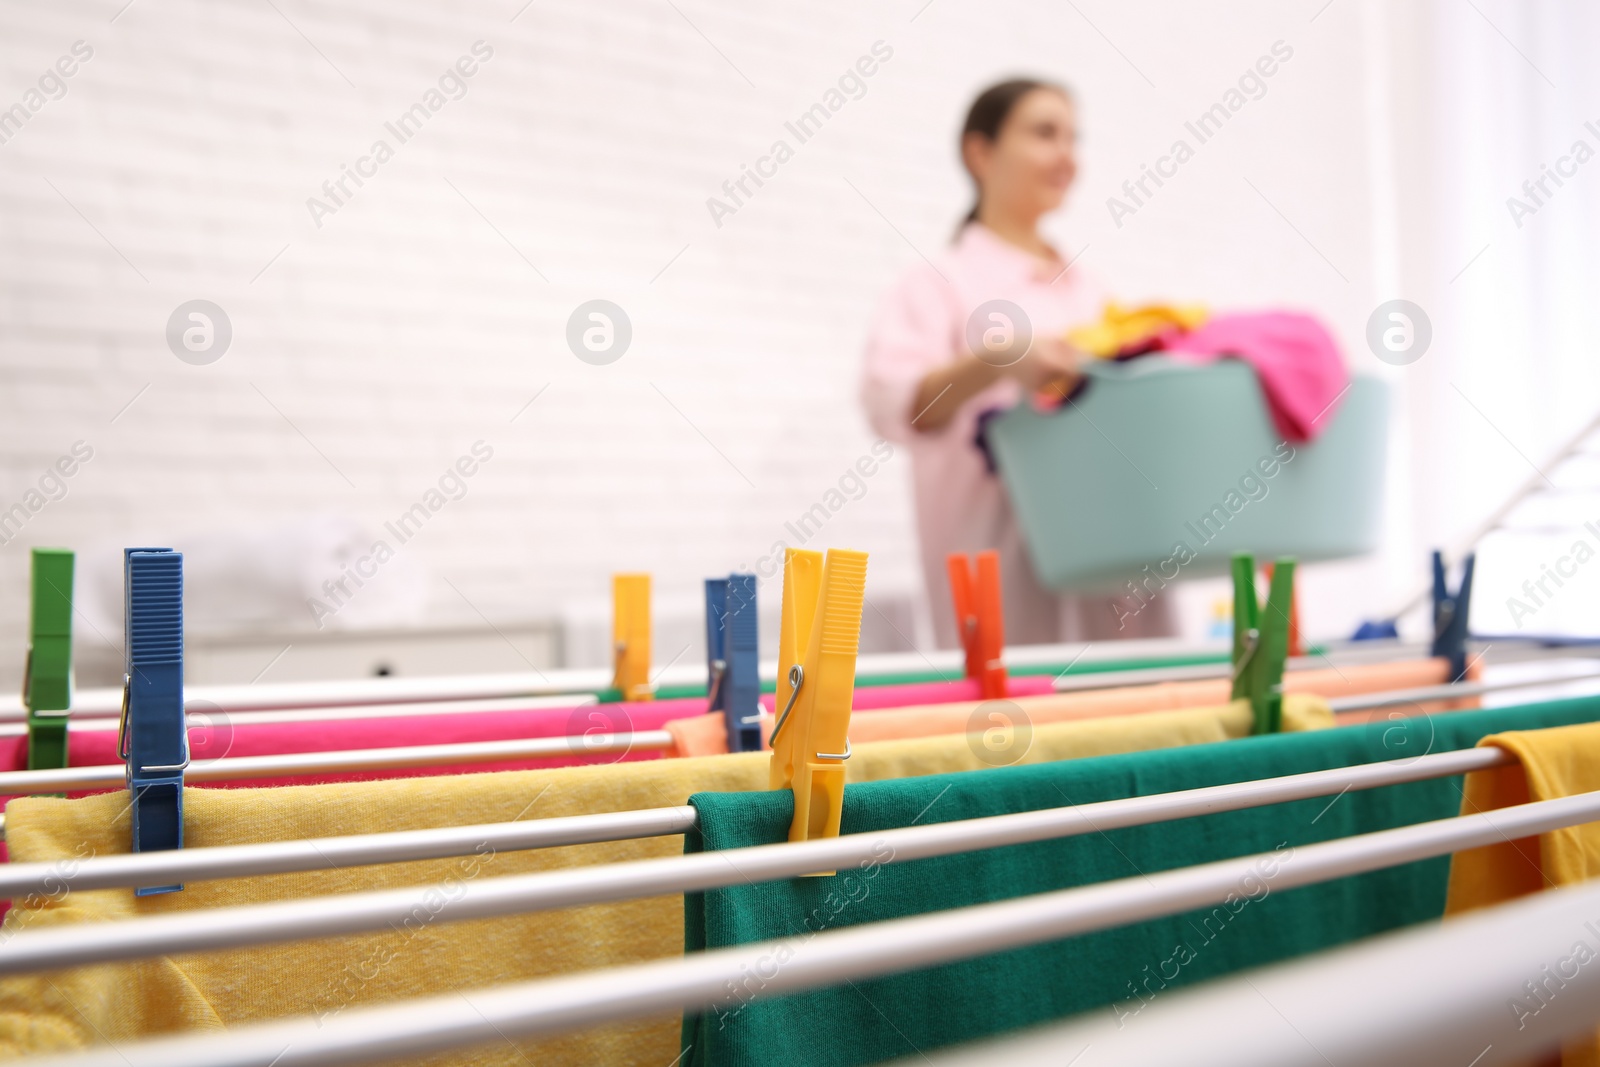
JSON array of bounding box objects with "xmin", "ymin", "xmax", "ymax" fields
[
  {"xmin": 768, "ymin": 547, "xmax": 868, "ymax": 860},
  {"xmin": 612, "ymin": 573, "xmax": 653, "ymax": 702}
]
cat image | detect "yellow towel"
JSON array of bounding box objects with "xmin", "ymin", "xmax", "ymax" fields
[
  {"xmin": 0, "ymin": 695, "xmax": 1329, "ymax": 1065},
  {"xmin": 1445, "ymin": 721, "xmax": 1600, "ymax": 1067},
  {"xmin": 1066, "ymin": 301, "xmax": 1209, "ymax": 359}
]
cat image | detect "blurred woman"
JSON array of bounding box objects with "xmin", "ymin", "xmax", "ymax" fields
[{"xmin": 861, "ymin": 78, "xmax": 1175, "ymax": 647}]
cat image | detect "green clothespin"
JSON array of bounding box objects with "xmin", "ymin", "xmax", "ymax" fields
[
  {"xmin": 24, "ymin": 548, "xmax": 74, "ymax": 771},
  {"xmin": 1230, "ymin": 553, "xmax": 1295, "ymax": 735}
]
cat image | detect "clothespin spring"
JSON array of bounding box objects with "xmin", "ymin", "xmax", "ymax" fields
[
  {"xmin": 767, "ymin": 665, "xmax": 805, "ymax": 747},
  {"xmin": 767, "ymin": 666, "xmax": 850, "ymax": 762},
  {"xmin": 19, "ymin": 649, "xmax": 31, "ymax": 712},
  {"xmin": 118, "ymin": 675, "xmax": 191, "ymax": 775},
  {"xmin": 1231, "ymin": 628, "xmax": 1259, "ymax": 684},
  {"xmin": 709, "ymin": 658, "xmax": 767, "ymax": 730},
  {"xmin": 706, "ymin": 659, "xmax": 726, "ymax": 710}
]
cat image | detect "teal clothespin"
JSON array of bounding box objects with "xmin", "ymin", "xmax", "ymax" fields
[
  {"xmin": 1231, "ymin": 553, "xmax": 1296, "ymax": 735},
  {"xmin": 25, "ymin": 548, "xmax": 74, "ymax": 772}
]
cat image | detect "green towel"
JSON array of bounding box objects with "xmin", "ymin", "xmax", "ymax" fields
[{"xmin": 682, "ymin": 695, "xmax": 1600, "ymax": 1066}]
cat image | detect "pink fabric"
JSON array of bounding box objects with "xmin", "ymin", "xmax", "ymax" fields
[
  {"xmin": 850, "ymin": 674, "xmax": 1054, "ymax": 708},
  {"xmin": 861, "ymin": 223, "xmax": 1116, "ymax": 647},
  {"xmin": 713, "ymin": 676, "xmax": 1056, "ymax": 719},
  {"xmin": 0, "ymin": 698, "xmax": 706, "ymax": 799},
  {"xmin": 0, "ymin": 675, "xmax": 1057, "ymax": 798},
  {"xmin": 1156, "ymin": 311, "xmax": 1350, "ymax": 443}
]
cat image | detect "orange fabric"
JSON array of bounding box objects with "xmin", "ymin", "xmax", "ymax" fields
[
  {"xmin": 666, "ymin": 711, "xmax": 763, "ymax": 757},
  {"xmin": 665, "ymin": 657, "xmax": 1476, "ymax": 758},
  {"xmin": 1328, "ymin": 656, "xmax": 1483, "ymax": 727}
]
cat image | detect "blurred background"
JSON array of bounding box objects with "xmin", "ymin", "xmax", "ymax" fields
[{"xmin": 2, "ymin": 0, "xmax": 1598, "ymax": 688}]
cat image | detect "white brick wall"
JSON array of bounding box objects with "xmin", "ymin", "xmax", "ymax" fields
[{"xmin": 0, "ymin": 0, "xmax": 1405, "ymax": 682}]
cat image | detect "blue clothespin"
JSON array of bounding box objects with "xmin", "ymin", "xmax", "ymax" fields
[
  {"xmin": 118, "ymin": 547, "xmax": 187, "ymax": 895},
  {"xmin": 1431, "ymin": 550, "xmax": 1475, "ymax": 683},
  {"xmin": 706, "ymin": 573, "xmax": 762, "ymax": 753},
  {"xmin": 1350, "ymin": 618, "xmax": 1399, "ymax": 640}
]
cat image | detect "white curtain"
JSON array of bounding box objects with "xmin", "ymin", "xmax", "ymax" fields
[{"xmin": 1385, "ymin": 0, "xmax": 1600, "ymax": 636}]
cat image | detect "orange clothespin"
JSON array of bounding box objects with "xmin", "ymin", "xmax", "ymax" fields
[
  {"xmin": 612, "ymin": 573, "xmax": 653, "ymax": 702},
  {"xmin": 946, "ymin": 550, "xmax": 1008, "ymax": 699},
  {"xmin": 1262, "ymin": 561, "xmax": 1302, "ymax": 658},
  {"xmin": 768, "ymin": 547, "xmax": 868, "ymax": 857}
]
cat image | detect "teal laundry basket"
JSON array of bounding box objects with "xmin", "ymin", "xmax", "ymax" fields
[{"xmin": 984, "ymin": 358, "xmax": 1388, "ymax": 591}]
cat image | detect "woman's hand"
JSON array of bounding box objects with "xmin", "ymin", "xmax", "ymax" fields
[
  {"xmin": 908, "ymin": 335, "xmax": 1088, "ymax": 433},
  {"xmin": 1000, "ymin": 334, "xmax": 1084, "ymax": 393}
]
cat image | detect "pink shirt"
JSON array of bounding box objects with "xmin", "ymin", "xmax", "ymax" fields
[{"xmin": 862, "ymin": 224, "xmax": 1174, "ymax": 646}]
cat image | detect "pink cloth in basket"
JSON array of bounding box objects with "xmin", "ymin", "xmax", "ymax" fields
[{"xmin": 1157, "ymin": 311, "xmax": 1349, "ymax": 443}]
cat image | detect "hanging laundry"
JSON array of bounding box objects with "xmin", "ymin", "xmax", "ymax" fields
[
  {"xmin": 1445, "ymin": 719, "xmax": 1600, "ymax": 1067},
  {"xmin": 663, "ymin": 656, "xmax": 1474, "ymax": 759},
  {"xmin": 0, "ymin": 697, "xmax": 709, "ymax": 786},
  {"xmin": 1066, "ymin": 301, "xmax": 1210, "ymax": 359},
  {"xmin": 682, "ymin": 694, "xmax": 1600, "ymax": 1067},
  {"xmin": 0, "ymin": 699, "xmax": 1328, "ymax": 1067},
  {"xmin": 666, "ymin": 691, "xmax": 1331, "ymax": 758},
  {"xmin": 849, "ymin": 675, "xmax": 1056, "ymax": 709},
  {"xmin": 0, "ymin": 678, "xmax": 1061, "ymax": 792}
]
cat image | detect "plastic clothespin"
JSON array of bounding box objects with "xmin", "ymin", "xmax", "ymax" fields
[
  {"xmin": 24, "ymin": 549, "xmax": 74, "ymax": 773},
  {"xmin": 768, "ymin": 547, "xmax": 868, "ymax": 857},
  {"xmin": 705, "ymin": 573, "xmax": 761, "ymax": 753},
  {"xmin": 612, "ymin": 573, "xmax": 652, "ymax": 703},
  {"xmin": 1350, "ymin": 619, "xmax": 1399, "ymax": 641},
  {"xmin": 119, "ymin": 548, "xmax": 187, "ymax": 895},
  {"xmin": 946, "ymin": 550, "xmax": 1009, "ymax": 700},
  {"xmin": 1431, "ymin": 550, "xmax": 1475, "ymax": 683},
  {"xmin": 1261, "ymin": 560, "xmax": 1303, "ymax": 658},
  {"xmin": 1231, "ymin": 553, "xmax": 1296, "ymax": 735}
]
